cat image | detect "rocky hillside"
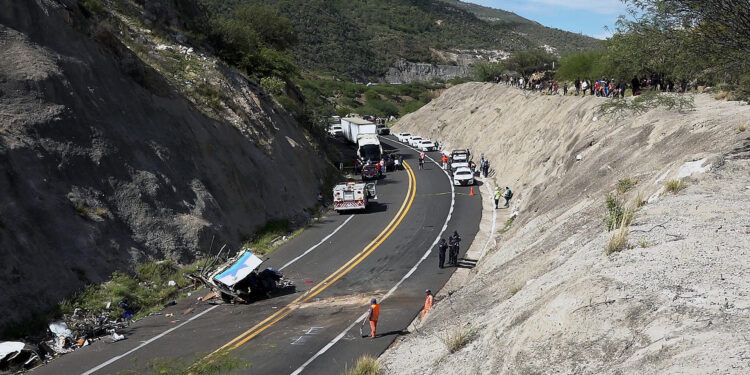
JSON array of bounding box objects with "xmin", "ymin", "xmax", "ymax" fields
[
  {"xmin": 0, "ymin": 0, "xmax": 325, "ymax": 333},
  {"xmin": 202, "ymin": 0, "xmax": 600, "ymax": 81},
  {"xmin": 383, "ymin": 83, "xmax": 750, "ymax": 373}
]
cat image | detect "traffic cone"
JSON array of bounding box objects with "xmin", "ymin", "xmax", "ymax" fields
[{"xmin": 469, "ymin": 187, "xmax": 475, "ymax": 196}]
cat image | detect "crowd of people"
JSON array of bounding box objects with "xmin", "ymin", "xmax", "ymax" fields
[{"xmin": 493, "ymin": 73, "xmax": 684, "ymax": 98}]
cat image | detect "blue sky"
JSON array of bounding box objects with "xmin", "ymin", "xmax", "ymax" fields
[{"xmin": 466, "ymin": 0, "xmax": 629, "ymax": 39}]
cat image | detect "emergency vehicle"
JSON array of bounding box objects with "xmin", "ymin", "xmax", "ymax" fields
[{"xmin": 333, "ymin": 181, "xmax": 377, "ymax": 213}]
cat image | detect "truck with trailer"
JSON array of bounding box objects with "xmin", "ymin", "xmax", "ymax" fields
[
  {"xmin": 332, "ymin": 181, "xmax": 377, "ymax": 213},
  {"xmin": 340, "ymin": 116, "xmax": 376, "ymax": 144},
  {"xmin": 340, "ymin": 116, "xmax": 383, "ymax": 162}
]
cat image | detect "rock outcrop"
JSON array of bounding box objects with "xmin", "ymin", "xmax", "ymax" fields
[
  {"xmin": 384, "ymin": 60, "xmax": 472, "ymax": 84},
  {"xmin": 0, "ymin": 0, "xmax": 324, "ymax": 332}
]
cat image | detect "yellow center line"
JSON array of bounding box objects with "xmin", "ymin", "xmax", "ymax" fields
[{"xmin": 205, "ymin": 161, "xmax": 417, "ymax": 357}]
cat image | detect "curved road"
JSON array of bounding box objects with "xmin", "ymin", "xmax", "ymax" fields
[{"xmin": 33, "ymin": 136, "xmax": 482, "ymax": 374}]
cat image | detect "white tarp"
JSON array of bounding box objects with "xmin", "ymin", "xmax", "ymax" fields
[{"xmin": 213, "ymin": 251, "xmax": 263, "ymax": 287}]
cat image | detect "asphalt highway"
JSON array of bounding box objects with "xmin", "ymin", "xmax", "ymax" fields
[{"xmin": 32, "ymin": 135, "xmax": 482, "ymax": 375}]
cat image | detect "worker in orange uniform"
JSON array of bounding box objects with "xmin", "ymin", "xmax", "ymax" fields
[
  {"xmin": 362, "ymin": 298, "xmax": 380, "ymax": 338},
  {"xmin": 441, "ymin": 154, "xmax": 449, "ymax": 170},
  {"xmin": 422, "ymin": 289, "xmax": 434, "ymax": 320}
]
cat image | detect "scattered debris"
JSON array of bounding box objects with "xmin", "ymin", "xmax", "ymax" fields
[
  {"xmin": 185, "ymin": 249, "xmax": 294, "ymax": 304},
  {"xmin": 0, "ymin": 341, "xmax": 40, "ymax": 372},
  {"xmin": 167, "ymin": 280, "xmax": 177, "ymax": 287},
  {"xmin": 111, "ymin": 333, "xmax": 125, "ymax": 342}
]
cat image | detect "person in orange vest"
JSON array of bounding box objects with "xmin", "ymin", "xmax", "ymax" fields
[
  {"xmin": 441, "ymin": 154, "xmax": 449, "ymax": 170},
  {"xmin": 362, "ymin": 298, "xmax": 380, "ymax": 338},
  {"xmin": 421, "ymin": 289, "xmax": 434, "ymax": 320}
]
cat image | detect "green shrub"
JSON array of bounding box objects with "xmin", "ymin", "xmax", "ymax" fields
[
  {"xmin": 260, "ymin": 76, "xmax": 286, "ymax": 96},
  {"xmin": 400, "ymin": 100, "xmax": 426, "ymax": 116},
  {"xmin": 81, "ymin": 0, "xmax": 106, "ymax": 15},
  {"xmin": 604, "ymin": 193, "xmax": 633, "ymax": 231},
  {"xmin": 617, "ymin": 177, "xmax": 638, "ymax": 194}
]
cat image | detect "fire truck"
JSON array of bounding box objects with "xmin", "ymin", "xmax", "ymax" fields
[{"xmin": 332, "ymin": 181, "xmax": 377, "ymax": 213}]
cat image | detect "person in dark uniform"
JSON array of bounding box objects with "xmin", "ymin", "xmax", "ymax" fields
[
  {"xmin": 448, "ymin": 231, "xmax": 461, "ymax": 265},
  {"xmin": 437, "ymin": 239, "xmax": 448, "ymax": 268}
]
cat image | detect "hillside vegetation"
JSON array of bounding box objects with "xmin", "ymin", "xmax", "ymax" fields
[{"xmin": 201, "ymin": 0, "xmax": 599, "ymax": 80}]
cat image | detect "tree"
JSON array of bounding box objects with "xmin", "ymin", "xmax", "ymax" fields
[
  {"xmin": 620, "ymin": 0, "xmax": 750, "ymax": 82},
  {"xmin": 556, "ymin": 50, "xmax": 607, "ymax": 81},
  {"xmin": 504, "ymin": 49, "xmax": 557, "ymax": 79},
  {"xmin": 210, "ymin": 5, "xmax": 298, "ymax": 79}
]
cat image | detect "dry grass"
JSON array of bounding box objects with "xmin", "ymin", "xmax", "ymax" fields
[
  {"xmin": 663, "ymin": 179, "xmax": 686, "ymax": 194},
  {"xmin": 739, "ymin": 125, "xmax": 747, "ymax": 132},
  {"xmin": 439, "ymin": 325, "xmax": 477, "ymax": 354},
  {"xmin": 344, "ymin": 355, "xmax": 382, "ymax": 375},
  {"xmin": 632, "ymin": 191, "xmax": 646, "ymax": 209},
  {"xmin": 605, "ymin": 222, "xmax": 630, "ymax": 255}
]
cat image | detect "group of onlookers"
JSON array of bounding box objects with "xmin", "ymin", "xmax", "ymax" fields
[{"xmin": 493, "ymin": 73, "xmax": 685, "ymax": 98}]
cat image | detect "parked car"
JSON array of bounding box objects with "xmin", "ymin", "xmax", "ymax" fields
[
  {"xmin": 362, "ymin": 164, "xmax": 381, "ymax": 181},
  {"xmin": 376, "ymin": 122, "xmax": 390, "ymax": 135},
  {"xmin": 328, "ymin": 125, "xmax": 343, "ymax": 137},
  {"xmin": 453, "ymin": 167, "xmax": 475, "ymax": 186},
  {"xmin": 416, "ymin": 139, "xmax": 435, "ymax": 151},
  {"xmin": 395, "ymin": 133, "xmax": 412, "ymax": 142},
  {"xmin": 408, "ymin": 136, "xmax": 423, "ymax": 147}
]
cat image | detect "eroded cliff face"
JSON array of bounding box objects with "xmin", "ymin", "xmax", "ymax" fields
[
  {"xmin": 382, "ymin": 83, "xmax": 750, "ymax": 374},
  {"xmin": 0, "ymin": 0, "xmax": 324, "ymax": 331}
]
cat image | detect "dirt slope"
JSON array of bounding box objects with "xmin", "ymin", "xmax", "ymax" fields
[
  {"xmin": 383, "ymin": 83, "xmax": 750, "ymax": 374},
  {"xmin": 0, "ymin": 0, "xmax": 324, "ymax": 332}
]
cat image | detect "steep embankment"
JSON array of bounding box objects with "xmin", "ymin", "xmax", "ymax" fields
[
  {"xmin": 383, "ymin": 83, "xmax": 750, "ymax": 374},
  {"xmin": 0, "ymin": 0, "xmax": 324, "ymax": 332}
]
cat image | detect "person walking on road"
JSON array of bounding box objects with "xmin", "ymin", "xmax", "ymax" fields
[
  {"xmin": 441, "ymin": 154, "xmax": 449, "ymax": 170},
  {"xmin": 482, "ymin": 159, "xmax": 490, "ymax": 178},
  {"xmin": 362, "ymin": 298, "xmax": 380, "ymax": 338},
  {"xmin": 422, "ymin": 289, "xmax": 434, "ymax": 320},
  {"xmin": 449, "ymin": 231, "xmax": 461, "ymax": 265},
  {"xmin": 437, "ymin": 238, "xmax": 448, "ymax": 268},
  {"xmin": 503, "ymin": 186, "xmax": 513, "ymax": 208},
  {"xmin": 494, "ymin": 187, "xmax": 502, "ymax": 209},
  {"xmin": 418, "ymin": 152, "xmax": 425, "ymax": 170}
]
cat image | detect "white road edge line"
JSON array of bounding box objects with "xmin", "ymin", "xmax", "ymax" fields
[
  {"xmin": 82, "ymin": 213, "xmax": 354, "ymax": 374},
  {"xmin": 81, "ymin": 305, "xmax": 219, "ymax": 375},
  {"xmin": 279, "ymin": 215, "xmax": 354, "ymax": 271},
  {"xmin": 291, "ymin": 138, "xmax": 456, "ymax": 375},
  {"xmin": 478, "ymin": 179, "xmax": 498, "ymax": 260}
]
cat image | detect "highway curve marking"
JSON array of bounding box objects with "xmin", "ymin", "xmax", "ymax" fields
[{"xmin": 206, "ymin": 161, "xmax": 417, "ymax": 357}]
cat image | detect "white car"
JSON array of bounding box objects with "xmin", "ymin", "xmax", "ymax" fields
[
  {"xmin": 328, "ymin": 125, "xmax": 343, "ymax": 137},
  {"xmin": 408, "ymin": 136, "xmax": 423, "ymax": 147},
  {"xmin": 416, "ymin": 139, "xmax": 435, "ymax": 151},
  {"xmin": 453, "ymin": 167, "xmax": 474, "ymax": 186},
  {"xmin": 395, "ymin": 133, "xmax": 412, "ymax": 142}
]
